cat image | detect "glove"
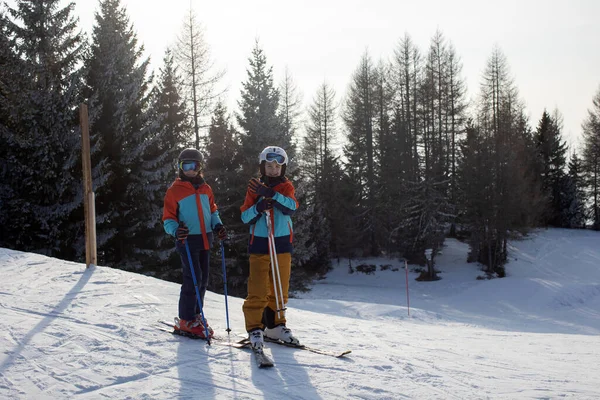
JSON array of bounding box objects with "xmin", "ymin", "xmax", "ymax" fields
[
  {"xmin": 248, "ymin": 178, "xmax": 275, "ymax": 198},
  {"xmin": 176, "ymin": 224, "xmax": 189, "ymax": 241},
  {"xmin": 255, "ymin": 198, "xmax": 274, "ymax": 213},
  {"xmin": 214, "ymin": 224, "xmax": 227, "ymax": 241}
]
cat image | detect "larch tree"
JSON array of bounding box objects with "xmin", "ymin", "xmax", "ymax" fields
[
  {"xmin": 278, "ymin": 66, "xmax": 301, "ymax": 170},
  {"xmin": 466, "ymin": 46, "xmax": 543, "ymax": 274},
  {"xmin": 296, "ymin": 82, "xmax": 341, "ymax": 275},
  {"xmin": 390, "ymin": 33, "xmax": 422, "ymax": 181},
  {"xmin": 174, "ymin": 8, "xmax": 224, "ymax": 150},
  {"xmin": 441, "ymin": 39, "xmax": 467, "ymax": 212}
]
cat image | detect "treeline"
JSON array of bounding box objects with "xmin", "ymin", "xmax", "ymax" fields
[{"xmin": 1, "ymin": 1, "xmax": 599, "ymax": 295}]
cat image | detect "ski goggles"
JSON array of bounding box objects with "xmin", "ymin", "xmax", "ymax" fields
[
  {"xmin": 179, "ymin": 160, "xmax": 201, "ymax": 172},
  {"xmin": 265, "ymin": 152, "xmax": 286, "ymax": 165}
]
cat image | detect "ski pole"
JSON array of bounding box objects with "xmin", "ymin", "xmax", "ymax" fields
[
  {"xmin": 265, "ymin": 209, "xmax": 286, "ymax": 319},
  {"xmin": 184, "ymin": 238, "xmax": 211, "ymax": 344},
  {"xmin": 405, "ymin": 259, "xmax": 410, "ymax": 316},
  {"xmin": 220, "ymin": 240, "xmax": 231, "ymax": 333}
]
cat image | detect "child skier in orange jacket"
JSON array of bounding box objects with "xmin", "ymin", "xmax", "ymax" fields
[{"xmin": 162, "ymin": 148, "xmax": 226, "ymax": 338}]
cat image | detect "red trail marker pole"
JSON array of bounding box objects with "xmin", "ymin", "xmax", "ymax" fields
[{"xmin": 405, "ymin": 260, "xmax": 410, "ymax": 316}]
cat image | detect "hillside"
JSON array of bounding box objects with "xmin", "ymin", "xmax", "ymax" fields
[{"xmin": 1, "ymin": 228, "xmax": 599, "ymax": 399}]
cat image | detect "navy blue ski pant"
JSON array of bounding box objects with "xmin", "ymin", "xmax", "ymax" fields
[{"xmin": 176, "ymin": 236, "xmax": 210, "ymax": 321}]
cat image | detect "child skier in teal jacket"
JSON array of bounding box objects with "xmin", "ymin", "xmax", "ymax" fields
[{"xmin": 240, "ymin": 146, "xmax": 300, "ymax": 351}]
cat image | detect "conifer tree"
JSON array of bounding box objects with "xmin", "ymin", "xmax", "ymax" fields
[
  {"xmin": 464, "ymin": 47, "xmax": 543, "ymax": 273},
  {"xmin": 205, "ymin": 102, "xmax": 243, "ymax": 227},
  {"xmin": 342, "ymin": 51, "xmax": 379, "ymax": 256},
  {"xmin": 236, "ymin": 42, "xmax": 288, "ymax": 175},
  {"xmin": 0, "ymin": 11, "xmax": 18, "ymax": 246},
  {"xmin": 296, "ymin": 83, "xmax": 340, "ymax": 273},
  {"xmin": 398, "ymin": 179, "xmax": 451, "ymax": 280},
  {"xmin": 373, "ymin": 60, "xmax": 400, "ymax": 253},
  {"xmin": 390, "ymin": 34, "xmax": 422, "ymax": 181},
  {"xmin": 560, "ymin": 153, "xmax": 587, "ymax": 228},
  {"xmin": 84, "ymin": 0, "xmax": 157, "ymax": 267},
  {"xmin": 204, "ymin": 101, "xmax": 247, "ymax": 296},
  {"xmin": 137, "ymin": 48, "xmax": 191, "ymax": 279},
  {"xmin": 175, "ymin": 8, "xmax": 223, "ymax": 149},
  {"xmin": 421, "ymin": 30, "xmax": 447, "ymax": 180},
  {"xmin": 420, "ymin": 32, "xmax": 467, "ymax": 210},
  {"xmin": 445, "ymin": 42, "xmax": 468, "ymax": 210},
  {"xmin": 279, "ymin": 66, "xmax": 302, "ymax": 169},
  {"xmin": 1, "ymin": 0, "xmax": 84, "ymax": 257},
  {"xmin": 153, "ymin": 49, "xmax": 190, "ymax": 151},
  {"xmin": 457, "ymin": 122, "xmax": 494, "ymax": 255},
  {"xmin": 581, "ymin": 86, "xmax": 600, "ymax": 230},
  {"xmin": 535, "ymin": 110, "xmax": 568, "ymax": 227}
]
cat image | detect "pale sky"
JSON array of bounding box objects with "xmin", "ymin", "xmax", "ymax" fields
[{"xmin": 67, "ymin": 0, "xmax": 600, "ymax": 150}]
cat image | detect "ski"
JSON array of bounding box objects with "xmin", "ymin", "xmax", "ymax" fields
[
  {"xmin": 228, "ymin": 338, "xmax": 274, "ymax": 367},
  {"xmin": 157, "ymin": 319, "xmax": 214, "ymax": 339},
  {"xmin": 157, "ymin": 322, "xmax": 273, "ymax": 367},
  {"xmin": 158, "ymin": 320, "xmax": 349, "ymax": 360},
  {"xmin": 156, "ymin": 325, "xmax": 249, "ymax": 348},
  {"xmin": 250, "ymin": 347, "xmax": 274, "ymax": 368},
  {"xmin": 264, "ymin": 337, "xmax": 351, "ymax": 358}
]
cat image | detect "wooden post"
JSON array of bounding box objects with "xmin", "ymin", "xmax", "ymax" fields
[{"xmin": 80, "ymin": 104, "xmax": 97, "ymax": 267}]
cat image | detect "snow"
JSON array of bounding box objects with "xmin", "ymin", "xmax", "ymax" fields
[{"xmin": 1, "ymin": 228, "xmax": 599, "ymax": 399}]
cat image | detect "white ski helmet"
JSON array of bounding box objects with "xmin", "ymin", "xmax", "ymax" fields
[{"xmin": 259, "ymin": 146, "xmax": 288, "ymax": 176}]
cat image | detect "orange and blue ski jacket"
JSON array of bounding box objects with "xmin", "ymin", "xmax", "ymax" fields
[
  {"xmin": 240, "ymin": 178, "xmax": 298, "ymax": 254},
  {"xmin": 162, "ymin": 178, "xmax": 223, "ymax": 250}
]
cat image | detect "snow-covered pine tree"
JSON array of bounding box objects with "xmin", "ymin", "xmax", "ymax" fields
[
  {"xmin": 236, "ymin": 42, "xmax": 289, "ymax": 175},
  {"xmin": 1, "ymin": 0, "xmax": 84, "ymax": 258},
  {"xmin": 0, "ymin": 11, "xmax": 18, "ymax": 248},
  {"xmin": 83, "ymin": 0, "xmax": 157, "ymax": 268}
]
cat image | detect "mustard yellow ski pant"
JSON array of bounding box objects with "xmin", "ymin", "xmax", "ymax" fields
[{"xmin": 242, "ymin": 253, "xmax": 291, "ymax": 332}]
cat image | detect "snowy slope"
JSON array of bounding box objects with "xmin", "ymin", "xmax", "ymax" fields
[{"xmin": 1, "ymin": 228, "xmax": 599, "ymax": 399}]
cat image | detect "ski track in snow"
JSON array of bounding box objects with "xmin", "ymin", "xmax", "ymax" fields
[{"xmin": 0, "ymin": 229, "xmax": 600, "ymax": 399}]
